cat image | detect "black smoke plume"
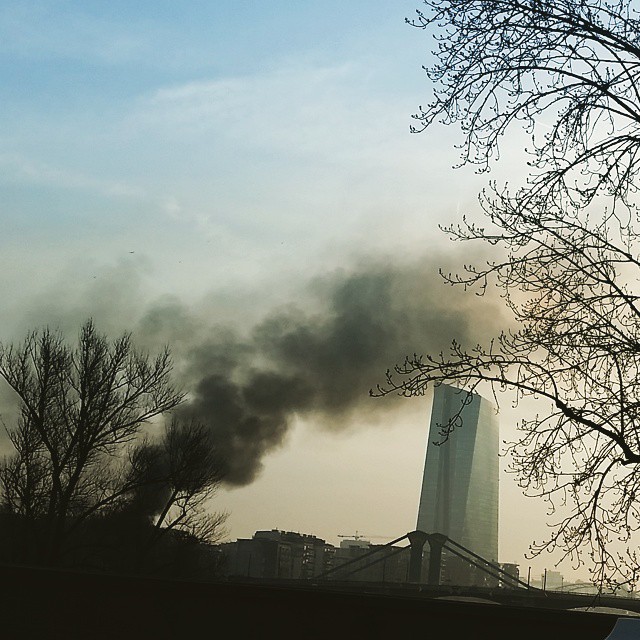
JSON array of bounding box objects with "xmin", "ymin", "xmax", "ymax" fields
[{"xmin": 139, "ymin": 254, "xmax": 505, "ymax": 486}]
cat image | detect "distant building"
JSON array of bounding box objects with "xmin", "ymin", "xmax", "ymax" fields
[
  {"xmin": 220, "ymin": 531, "xmax": 412, "ymax": 584},
  {"xmin": 221, "ymin": 530, "xmax": 334, "ymax": 579},
  {"xmin": 498, "ymin": 563, "xmax": 520, "ymax": 588},
  {"xmin": 330, "ymin": 538, "xmax": 410, "ymax": 583},
  {"xmin": 416, "ymin": 384, "xmax": 499, "ymax": 586},
  {"xmin": 339, "ymin": 538, "xmax": 371, "ymax": 551},
  {"xmin": 529, "ymin": 576, "xmax": 543, "ymax": 590},
  {"xmin": 544, "ymin": 570, "xmax": 564, "ymax": 591}
]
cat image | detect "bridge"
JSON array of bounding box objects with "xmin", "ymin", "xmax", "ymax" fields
[{"xmin": 310, "ymin": 530, "xmax": 640, "ymax": 614}]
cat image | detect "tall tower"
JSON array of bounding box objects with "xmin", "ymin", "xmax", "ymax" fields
[{"xmin": 416, "ymin": 384, "xmax": 499, "ymax": 582}]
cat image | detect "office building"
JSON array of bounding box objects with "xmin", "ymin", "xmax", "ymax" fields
[
  {"xmin": 416, "ymin": 384, "xmax": 499, "ymax": 585},
  {"xmin": 222, "ymin": 530, "xmax": 334, "ymax": 579}
]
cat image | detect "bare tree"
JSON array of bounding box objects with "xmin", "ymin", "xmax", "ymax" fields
[
  {"xmin": 374, "ymin": 0, "xmax": 640, "ymax": 587},
  {"xmin": 410, "ymin": 0, "xmax": 640, "ymax": 211},
  {"xmin": 140, "ymin": 419, "xmax": 228, "ymax": 549},
  {"xmin": 0, "ymin": 320, "xmax": 226, "ymax": 570}
]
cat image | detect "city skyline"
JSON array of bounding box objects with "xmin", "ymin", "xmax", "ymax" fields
[{"xmin": 0, "ymin": 0, "xmax": 591, "ymax": 583}]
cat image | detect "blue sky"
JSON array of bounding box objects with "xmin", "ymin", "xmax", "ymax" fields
[
  {"xmin": 1, "ymin": 0, "xmax": 466, "ymax": 307},
  {"xmin": 2, "ymin": 0, "xmax": 499, "ymax": 333},
  {"xmin": 0, "ymin": 1, "xmax": 573, "ymax": 578}
]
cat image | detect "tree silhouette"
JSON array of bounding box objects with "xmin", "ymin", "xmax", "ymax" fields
[
  {"xmin": 0, "ymin": 320, "xmax": 226, "ymax": 572},
  {"xmin": 410, "ymin": 0, "xmax": 640, "ymax": 211},
  {"xmin": 376, "ymin": 0, "xmax": 640, "ymax": 587}
]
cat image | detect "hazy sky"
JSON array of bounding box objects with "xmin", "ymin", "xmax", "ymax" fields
[{"xmin": 0, "ymin": 1, "xmax": 584, "ymax": 580}]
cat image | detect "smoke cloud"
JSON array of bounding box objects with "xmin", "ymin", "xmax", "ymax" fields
[
  {"xmin": 137, "ymin": 253, "xmax": 505, "ymax": 486},
  {"xmin": 0, "ymin": 251, "xmax": 505, "ymax": 488}
]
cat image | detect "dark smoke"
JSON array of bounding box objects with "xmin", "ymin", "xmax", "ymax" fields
[{"xmin": 139, "ymin": 254, "xmax": 505, "ymax": 486}]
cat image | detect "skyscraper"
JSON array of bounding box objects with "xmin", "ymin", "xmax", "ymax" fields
[{"xmin": 416, "ymin": 384, "xmax": 499, "ymax": 584}]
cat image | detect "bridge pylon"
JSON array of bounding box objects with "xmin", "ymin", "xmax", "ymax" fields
[
  {"xmin": 426, "ymin": 532, "xmax": 448, "ymax": 586},
  {"xmin": 407, "ymin": 530, "xmax": 428, "ymax": 583}
]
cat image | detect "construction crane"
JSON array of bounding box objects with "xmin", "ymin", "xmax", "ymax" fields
[{"xmin": 337, "ymin": 531, "xmax": 393, "ymax": 541}]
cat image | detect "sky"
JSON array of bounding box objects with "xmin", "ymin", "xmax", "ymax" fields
[{"xmin": 0, "ymin": 1, "xmax": 586, "ymax": 580}]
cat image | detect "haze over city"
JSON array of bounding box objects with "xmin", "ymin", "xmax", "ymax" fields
[{"xmin": 0, "ymin": 0, "xmax": 602, "ymax": 587}]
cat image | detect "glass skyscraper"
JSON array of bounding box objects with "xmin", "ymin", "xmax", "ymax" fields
[{"xmin": 416, "ymin": 384, "xmax": 499, "ymax": 584}]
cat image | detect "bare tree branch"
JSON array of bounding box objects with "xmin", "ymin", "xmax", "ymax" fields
[
  {"xmin": 374, "ymin": 0, "xmax": 640, "ymax": 587},
  {"xmin": 0, "ymin": 320, "xmax": 226, "ymax": 573}
]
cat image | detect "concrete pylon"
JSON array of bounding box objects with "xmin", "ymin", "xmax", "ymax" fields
[
  {"xmin": 426, "ymin": 533, "xmax": 448, "ymax": 586},
  {"xmin": 407, "ymin": 530, "xmax": 429, "ymax": 583}
]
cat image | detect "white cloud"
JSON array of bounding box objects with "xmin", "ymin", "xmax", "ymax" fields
[
  {"xmin": 129, "ymin": 62, "xmax": 406, "ymax": 162},
  {"xmin": 0, "ymin": 153, "xmax": 148, "ymax": 199},
  {"xmin": 119, "ymin": 61, "xmax": 465, "ymax": 235}
]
